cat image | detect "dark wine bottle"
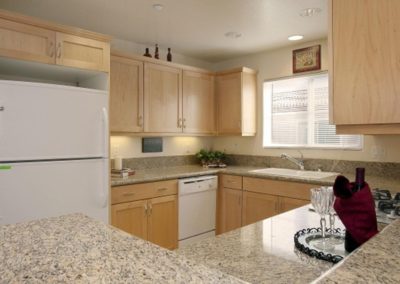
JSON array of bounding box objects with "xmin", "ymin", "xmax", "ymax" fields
[
  {"xmin": 143, "ymin": 48, "xmax": 152, "ymax": 58},
  {"xmin": 167, "ymin": 48, "xmax": 172, "ymax": 62},
  {"xmin": 344, "ymin": 231, "xmax": 359, "ymax": 252},
  {"xmin": 154, "ymin": 44, "xmax": 159, "ymax": 59},
  {"xmin": 354, "ymin": 167, "xmax": 365, "ymax": 192}
]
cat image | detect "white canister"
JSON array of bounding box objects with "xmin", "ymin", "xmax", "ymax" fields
[{"xmin": 114, "ymin": 157, "xmax": 123, "ymax": 170}]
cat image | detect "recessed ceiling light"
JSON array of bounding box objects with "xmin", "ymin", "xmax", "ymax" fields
[
  {"xmin": 224, "ymin": 31, "xmax": 242, "ymax": 39},
  {"xmin": 300, "ymin": 8, "xmax": 322, "ymax": 17},
  {"xmin": 288, "ymin": 35, "xmax": 304, "ymax": 41},
  {"xmin": 152, "ymin": 4, "xmax": 164, "ymax": 11}
]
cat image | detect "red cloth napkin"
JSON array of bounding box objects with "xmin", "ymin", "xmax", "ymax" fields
[{"xmin": 333, "ymin": 175, "xmax": 378, "ymax": 245}]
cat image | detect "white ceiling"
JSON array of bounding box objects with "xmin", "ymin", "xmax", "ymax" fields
[{"xmin": 0, "ymin": 0, "xmax": 328, "ymax": 62}]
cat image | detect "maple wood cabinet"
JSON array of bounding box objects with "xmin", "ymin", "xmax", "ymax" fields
[
  {"xmin": 217, "ymin": 174, "xmax": 315, "ymax": 233},
  {"xmin": 0, "ymin": 9, "xmax": 110, "ymax": 72},
  {"xmin": 241, "ymin": 177, "xmax": 313, "ymax": 226},
  {"xmin": 110, "ymin": 55, "xmax": 144, "ymax": 132},
  {"xmin": 216, "ymin": 67, "xmax": 257, "ymax": 136},
  {"xmin": 329, "ymin": 0, "xmax": 400, "ymax": 134},
  {"xmin": 144, "ymin": 62, "xmax": 183, "ymax": 133},
  {"xmin": 217, "ymin": 174, "xmax": 243, "ymax": 234},
  {"xmin": 111, "ymin": 180, "xmax": 178, "ymax": 250},
  {"xmin": 182, "ymin": 70, "xmax": 216, "ymax": 134}
]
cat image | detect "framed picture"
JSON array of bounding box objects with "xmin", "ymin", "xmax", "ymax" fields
[{"xmin": 293, "ymin": 45, "xmax": 321, "ymax": 73}]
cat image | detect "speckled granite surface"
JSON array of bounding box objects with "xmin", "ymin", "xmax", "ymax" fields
[
  {"xmin": 0, "ymin": 214, "xmax": 245, "ymax": 283},
  {"xmin": 111, "ymin": 165, "xmax": 400, "ymax": 192},
  {"xmin": 314, "ymin": 219, "xmax": 400, "ymax": 284},
  {"xmin": 177, "ymin": 206, "xmax": 342, "ymax": 284}
]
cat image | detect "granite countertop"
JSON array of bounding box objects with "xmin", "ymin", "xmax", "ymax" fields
[
  {"xmin": 0, "ymin": 214, "xmax": 245, "ymax": 283},
  {"xmin": 177, "ymin": 205, "xmax": 342, "ymax": 283},
  {"xmin": 314, "ymin": 219, "xmax": 400, "ymax": 283},
  {"xmin": 111, "ymin": 165, "xmax": 400, "ymax": 192}
]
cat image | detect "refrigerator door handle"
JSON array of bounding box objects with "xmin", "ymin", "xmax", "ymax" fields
[
  {"xmin": 102, "ymin": 107, "xmax": 109, "ymax": 158},
  {"xmin": 99, "ymin": 158, "xmax": 109, "ymax": 208}
]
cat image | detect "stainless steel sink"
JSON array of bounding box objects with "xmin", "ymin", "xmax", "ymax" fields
[{"xmin": 249, "ymin": 168, "xmax": 339, "ymax": 179}]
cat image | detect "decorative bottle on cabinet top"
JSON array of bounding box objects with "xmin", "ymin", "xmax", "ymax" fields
[
  {"xmin": 143, "ymin": 48, "xmax": 152, "ymax": 58},
  {"xmin": 167, "ymin": 48, "xmax": 172, "ymax": 62},
  {"xmin": 154, "ymin": 44, "xmax": 159, "ymax": 59}
]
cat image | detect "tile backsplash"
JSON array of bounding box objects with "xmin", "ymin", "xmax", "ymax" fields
[{"xmin": 115, "ymin": 154, "xmax": 400, "ymax": 179}]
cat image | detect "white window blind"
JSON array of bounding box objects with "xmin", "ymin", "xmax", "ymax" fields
[{"xmin": 263, "ymin": 73, "xmax": 362, "ymax": 149}]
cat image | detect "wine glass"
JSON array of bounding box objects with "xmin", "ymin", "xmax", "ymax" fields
[
  {"xmin": 310, "ymin": 187, "xmax": 334, "ymax": 251},
  {"xmin": 326, "ymin": 187, "xmax": 344, "ymax": 245}
]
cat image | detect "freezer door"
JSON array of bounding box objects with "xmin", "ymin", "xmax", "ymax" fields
[
  {"xmin": 0, "ymin": 80, "xmax": 108, "ymax": 161},
  {"xmin": 0, "ymin": 159, "xmax": 109, "ymax": 225}
]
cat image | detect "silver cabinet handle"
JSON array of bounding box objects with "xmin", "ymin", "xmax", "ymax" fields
[
  {"xmin": 138, "ymin": 115, "xmax": 143, "ymax": 127},
  {"xmin": 48, "ymin": 41, "xmax": 55, "ymax": 57},
  {"xmin": 178, "ymin": 118, "xmax": 182, "ymax": 128},
  {"xmin": 0, "ymin": 106, "xmax": 4, "ymax": 111},
  {"xmin": 144, "ymin": 203, "xmax": 148, "ymax": 215},
  {"xmin": 57, "ymin": 43, "xmax": 62, "ymax": 58},
  {"xmin": 183, "ymin": 118, "xmax": 186, "ymax": 128},
  {"xmin": 148, "ymin": 203, "xmax": 153, "ymax": 216}
]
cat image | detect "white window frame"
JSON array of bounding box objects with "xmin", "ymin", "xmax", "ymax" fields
[{"xmin": 263, "ymin": 72, "xmax": 363, "ymax": 150}]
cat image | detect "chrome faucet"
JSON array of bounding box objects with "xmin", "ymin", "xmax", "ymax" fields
[{"xmin": 280, "ymin": 152, "xmax": 304, "ymax": 170}]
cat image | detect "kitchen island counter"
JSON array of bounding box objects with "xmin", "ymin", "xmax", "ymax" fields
[
  {"xmin": 0, "ymin": 214, "xmax": 244, "ymax": 283},
  {"xmin": 177, "ymin": 205, "xmax": 339, "ymax": 283}
]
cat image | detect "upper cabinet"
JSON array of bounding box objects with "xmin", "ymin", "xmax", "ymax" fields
[
  {"xmin": 110, "ymin": 54, "xmax": 144, "ymax": 132},
  {"xmin": 329, "ymin": 0, "xmax": 400, "ymax": 134},
  {"xmin": 216, "ymin": 67, "xmax": 257, "ymax": 136},
  {"xmin": 55, "ymin": 33, "xmax": 110, "ymax": 72},
  {"xmin": 0, "ymin": 9, "xmax": 110, "ymax": 72},
  {"xmin": 182, "ymin": 70, "xmax": 216, "ymax": 134},
  {"xmin": 109, "ymin": 52, "xmax": 218, "ymax": 135},
  {"xmin": 144, "ymin": 62, "xmax": 182, "ymax": 133},
  {"xmin": 0, "ymin": 17, "xmax": 55, "ymax": 64}
]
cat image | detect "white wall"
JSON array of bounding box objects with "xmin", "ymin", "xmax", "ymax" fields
[
  {"xmin": 112, "ymin": 38, "xmax": 213, "ymax": 70},
  {"xmin": 110, "ymin": 136, "xmax": 213, "ymax": 158},
  {"xmin": 212, "ymin": 39, "xmax": 400, "ymax": 163}
]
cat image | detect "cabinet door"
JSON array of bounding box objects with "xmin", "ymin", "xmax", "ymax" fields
[
  {"xmin": 111, "ymin": 200, "xmax": 147, "ymax": 240},
  {"xmin": 216, "ymin": 72, "xmax": 242, "ymax": 134},
  {"xmin": 0, "ymin": 18, "xmax": 55, "ymax": 64},
  {"xmin": 242, "ymin": 191, "xmax": 279, "ymax": 226},
  {"xmin": 56, "ymin": 33, "xmax": 110, "ymax": 72},
  {"xmin": 219, "ymin": 187, "xmax": 242, "ymax": 234},
  {"xmin": 110, "ymin": 56, "xmax": 143, "ymax": 132},
  {"xmin": 331, "ymin": 0, "xmax": 400, "ymax": 125},
  {"xmin": 279, "ymin": 197, "xmax": 309, "ymax": 214},
  {"xmin": 144, "ymin": 63, "xmax": 182, "ymax": 133},
  {"xmin": 182, "ymin": 70, "xmax": 215, "ymax": 134},
  {"xmin": 147, "ymin": 195, "xmax": 178, "ymax": 250}
]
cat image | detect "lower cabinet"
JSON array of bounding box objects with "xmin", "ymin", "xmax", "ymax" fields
[
  {"xmin": 280, "ymin": 196, "xmax": 309, "ymax": 213},
  {"xmin": 219, "ymin": 187, "xmax": 243, "ymax": 234},
  {"xmin": 242, "ymin": 191, "xmax": 279, "ymax": 226},
  {"xmin": 218, "ymin": 174, "xmax": 315, "ymax": 234},
  {"xmin": 111, "ymin": 180, "xmax": 178, "ymax": 250}
]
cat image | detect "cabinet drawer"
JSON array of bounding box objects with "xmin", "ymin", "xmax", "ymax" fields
[
  {"xmin": 112, "ymin": 179, "xmax": 178, "ymax": 204},
  {"xmin": 221, "ymin": 174, "xmax": 242, "ymax": 189},
  {"xmin": 243, "ymin": 177, "xmax": 315, "ymax": 200}
]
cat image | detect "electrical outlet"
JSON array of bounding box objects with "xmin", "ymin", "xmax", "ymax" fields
[{"xmin": 371, "ymin": 146, "xmax": 386, "ymax": 160}]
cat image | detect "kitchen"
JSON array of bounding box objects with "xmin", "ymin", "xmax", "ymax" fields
[{"xmin": 0, "ymin": 1, "xmax": 400, "ymax": 282}]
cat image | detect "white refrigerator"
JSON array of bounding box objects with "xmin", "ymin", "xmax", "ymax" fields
[{"xmin": 0, "ymin": 80, "xmax": 109, "ymax": 225}]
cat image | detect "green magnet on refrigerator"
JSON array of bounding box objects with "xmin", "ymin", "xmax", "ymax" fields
[{"xmin": 0, "ymin": 165, "xmax": 12, "ymax": 170}]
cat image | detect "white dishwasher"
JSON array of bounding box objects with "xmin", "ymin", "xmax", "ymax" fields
[{"xmin": 178, "ymin": 175, "xmax": 218, "ymax": 247}]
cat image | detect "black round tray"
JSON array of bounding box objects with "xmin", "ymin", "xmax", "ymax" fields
[{"xmin": 294, "ymin": 228, "xmax": 347, "ymax": 264}]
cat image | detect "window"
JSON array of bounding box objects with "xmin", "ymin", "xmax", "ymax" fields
[{"xmin": 263, "ymin": 73, "xmax": 362, "ymax": 149}]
